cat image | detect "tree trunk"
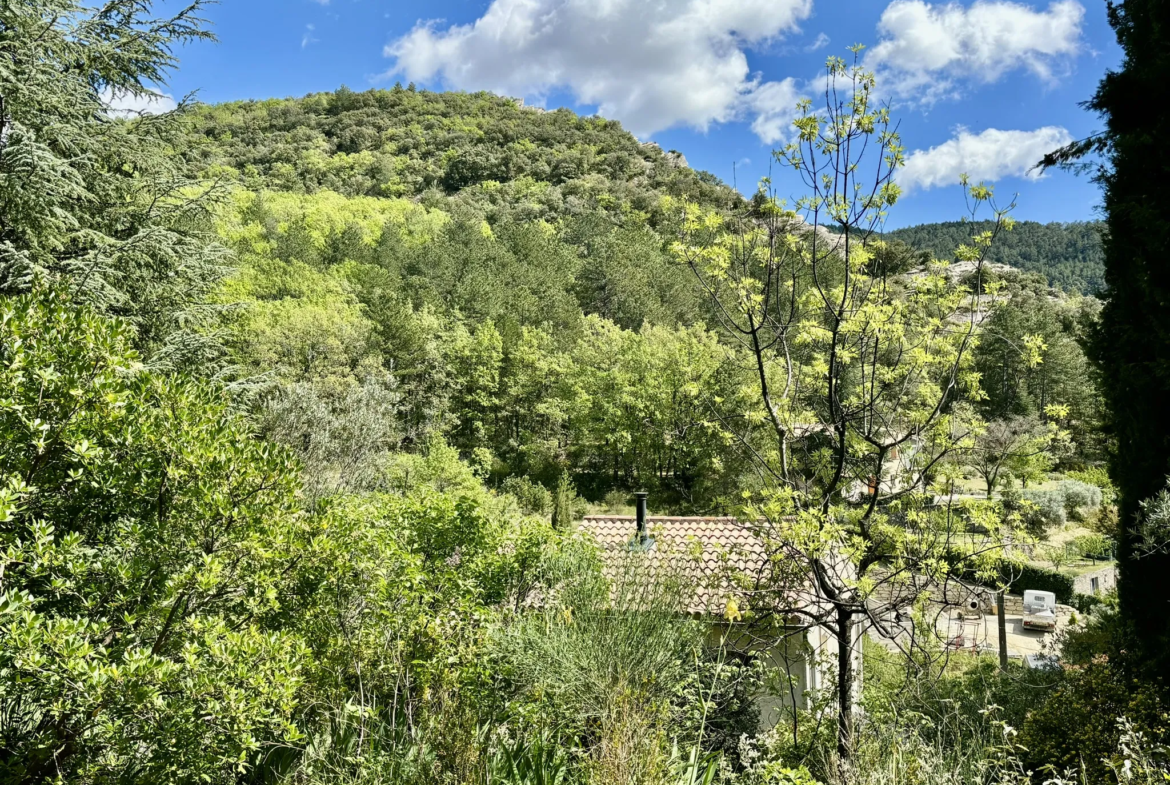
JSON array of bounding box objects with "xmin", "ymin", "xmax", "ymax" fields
[{"xmin": 835, "ymin": 605, "xmax": 855, "ymax": 781}]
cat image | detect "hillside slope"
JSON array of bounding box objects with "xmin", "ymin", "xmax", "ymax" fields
[
  {"xmin": 182, "ymin": 85, "xmax": 742, "ymax": 223},
  {"xmin": 183, "ymin": 87, "xmax": 1104, "ymax": 294},
  {"xmin": 888, "ymin": 220, "xmax": 1105, "ymax": 293},
  {"xmin": 177, "ymin": 86, "xmax": 1107, "ymax": 510}
]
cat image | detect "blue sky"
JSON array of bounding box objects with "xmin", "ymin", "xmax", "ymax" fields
[{"xmin": 162, "ymin": 0, "xmax": 1121, "ymax": 228}]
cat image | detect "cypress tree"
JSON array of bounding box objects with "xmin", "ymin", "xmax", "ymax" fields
[
  {"xmin": 1044, "ymin": 0, "xmax": 1170, "ymax": 672},
  {"xmin": 551, "ymin": 472, "xmax": 575, "ymax": 530}
]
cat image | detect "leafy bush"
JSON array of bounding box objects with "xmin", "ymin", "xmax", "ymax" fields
[
  {"xmin": 1087, "ymin": 504, "xmax": 1121, "ymax": 538},
  {"xmin": 1065, "ymin": 466, "xmax": 1118, "ymax": 505},
  {"xmin": 1019, "ymin": 656, "xmax": 1169, "ymax": 783},
  {"xmin": 1002, "ymin": 486, "xmax": 1058, "ymax": 537},
  {"xmin": 604, "ymin": 489, "xmax": 632, "ymax": 512},
  {"xmin": 0, "ymin": 290, "xmax": 308, "ymax": 783},
  {"xmin": 1072, "ymin": 592, "xmax": 1105, "ymax": 614},
  {"xmin": 503, "ymin": 475, "xmax": 554, "ymax": 516},
  {"xmin": 1026, "ymin": 492, "xmax": 1068, "ymax": 530},
  {"xmin": 1073, "ymin": 533, "xmax": 1115, "ymax": 560},
  {"xmin": 1021, "ymin": 480, "xmax": 1102, "ymax": 518}
]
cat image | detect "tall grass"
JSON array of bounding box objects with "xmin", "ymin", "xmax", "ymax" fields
[{"xmin": 489, "ymin": 540, "xmax": 721, "ymax": 784}]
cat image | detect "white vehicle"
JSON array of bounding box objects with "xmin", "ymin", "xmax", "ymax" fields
[
  {"xmin": 1025, "ymin": 653, "xmax": 1061, "ymax": 670},
  {"xmin": 1022, "ymin": 590, "xmax": 1058, "ymax": 631}
]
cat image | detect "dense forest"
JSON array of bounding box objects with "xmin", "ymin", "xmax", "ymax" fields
[
  {"xmin": 181, "ymin": 86, "xmax": 740, "ymax": 220},
  {"xmin": 889, "ymin": 220, "xmax": 1106, "ymax": 293},
  {"xmin": 179, "ymin": 88, "xmax": 1107, "ymax": 294},
  {"xmin": 2, "ymin": 3, "xmax": 1168, "ymax": 785}
]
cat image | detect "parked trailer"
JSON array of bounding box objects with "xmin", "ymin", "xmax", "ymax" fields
[{"xmin": 1022, "ymin": 589, "xmax": 1058, "ymax": 631}]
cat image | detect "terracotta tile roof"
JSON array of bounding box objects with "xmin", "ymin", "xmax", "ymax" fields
[{"xmin": 578, "ymin": 515, "xmax": 772, "ymax": 616}]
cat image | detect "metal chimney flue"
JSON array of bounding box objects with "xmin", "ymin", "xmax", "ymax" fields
[{"xmin": 634, "ymin": 491, "xmax": 649, "ymax": 542}]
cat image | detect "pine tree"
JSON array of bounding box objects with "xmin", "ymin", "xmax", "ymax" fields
[{"xmin": 0, "ymin": 1, "xmax": 225, "ymax": 370}]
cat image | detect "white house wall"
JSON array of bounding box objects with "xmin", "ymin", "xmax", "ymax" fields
[{"xmin": 709, "ymin": 620, "xmax": 863, "ymax": 730}]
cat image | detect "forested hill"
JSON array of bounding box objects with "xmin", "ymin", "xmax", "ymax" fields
[
  {"xmin": 183, "ymin": 87, "xmax": 1104, "ymax": 293},
  {"xmin": 181, "ymin": 85, "xmax": 742, "ymax": 221},
  {"xmin": 888, "ymin": 220, "xmax": 1105, "ymax": 293}
]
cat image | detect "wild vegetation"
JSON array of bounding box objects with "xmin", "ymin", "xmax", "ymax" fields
[{"xmin": 1, "ymin": 2, "xmax": 1168, "ymax": 785}]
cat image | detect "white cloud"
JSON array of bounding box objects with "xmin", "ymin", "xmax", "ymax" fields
[
  {"xmin": 805, "ymin": 32, "xmax": 830, "ymax": 52},
  {"xmin": 101, "ymin": 87, "xmax": 177, "ymax": 119},
  {"xmin": 746, "ymin": 78, "xmax": 803, "ymax": 144},
  {"xmin": 899, "ymin": 126, "xmax": 1073, "ymax": 191},
  {"xmin": 385, "ymin": 0, "xmax": 813, "ymax": 139},
  {"xmin": 302, "ymin": 24, "xmax": 317, "ymax": 48},
  {"xmin": 868, "ymin": 0, "xmax": 1084, "ymax": 104}
]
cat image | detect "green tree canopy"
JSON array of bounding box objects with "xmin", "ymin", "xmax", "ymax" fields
[
  {"xmin": 0, "ymin": 1, "xmax": 226, "ymax": 368},
  {"xmin": 0, "ymin": 290, "xmax": 308, "ymax": 782},
  {"xmin": 1042, "ymin": 0, "xmax": 1170, "ymax": 673}
]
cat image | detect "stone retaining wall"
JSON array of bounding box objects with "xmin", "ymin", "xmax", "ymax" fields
[{"xmin": 1073, "ymin": 565, "xmax": 1117, "ymax": 596}]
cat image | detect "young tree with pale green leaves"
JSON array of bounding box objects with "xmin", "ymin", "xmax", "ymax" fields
[{"xmin": 674, "ymin": 50, "xmax": 1025, "ymax": 775}]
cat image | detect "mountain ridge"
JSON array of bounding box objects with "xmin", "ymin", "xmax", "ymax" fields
[{"xmin": 182, "ymin": 86, "xmax": 1105, "ymax": 294}]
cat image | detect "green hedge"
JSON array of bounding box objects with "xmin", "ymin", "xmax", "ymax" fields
[
  {"xmin": 947, "ymin": 549, "xmax": 1076, "ymax": 604},
  {"xmin": 1001, "ymin": 563, "xmax": 1076, "ymax": 604},
  {"xmin": 1071, "ymin": 592, "xmax": 1104, "ymax": 614}
]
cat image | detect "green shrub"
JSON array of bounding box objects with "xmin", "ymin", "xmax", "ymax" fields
[
  {"xmin": 1087, "ymin": 504, "xmax": 1120, "ymax": 538},
  {"xmin": 1073, "ymin": 533, "xmax": 1114, "ymax": 561},
  {"xmin": 1021, "ymin": 481, "xmax": 1103, "ymax": 529},
  {"xmin": 1072, "ymin": 592, "xmax": 1105, "ymax": 614},
  {"xmin": 604, "ymin": 489, "xmax": 631, "ymax": 513},
  {"xmin": 1061, "ymin": 480, "xmax": 1102, "ymax": 512},
  {"xmin": 1016, "ymin": 489, "xmax": 1066, "ymax": 533},
  {"xmin": 0, "ymin": 291, "xmax": 308, "ymax": 783},
  {"xmin": 1065, "ymin": 467, "xmax": 1118, "ymax": 506},
  {"xmin": 503, "ymin": 475, "xmax": 554, "ymax": 516},
  {"xmin": 1019, "ymin": 657, "xmax": 1169, "ymax": 783},
  {"xmin": 550, "ymin": 472, "xmax": 578, "ymax": 529}
]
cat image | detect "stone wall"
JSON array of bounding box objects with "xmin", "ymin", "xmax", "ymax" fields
[{"xmin": 1073, "ymin": 565, "xmax": 1118, "ymax": 596}]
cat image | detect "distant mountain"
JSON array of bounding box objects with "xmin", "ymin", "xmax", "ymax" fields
[{"xmin": 887, "ymin": 220, "xmax": 1105, "ymax": 294}]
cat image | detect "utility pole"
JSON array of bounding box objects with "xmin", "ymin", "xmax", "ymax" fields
[{"xmin": 997, "ymin": 589, "xmax": 1009, "ymax": 670}]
